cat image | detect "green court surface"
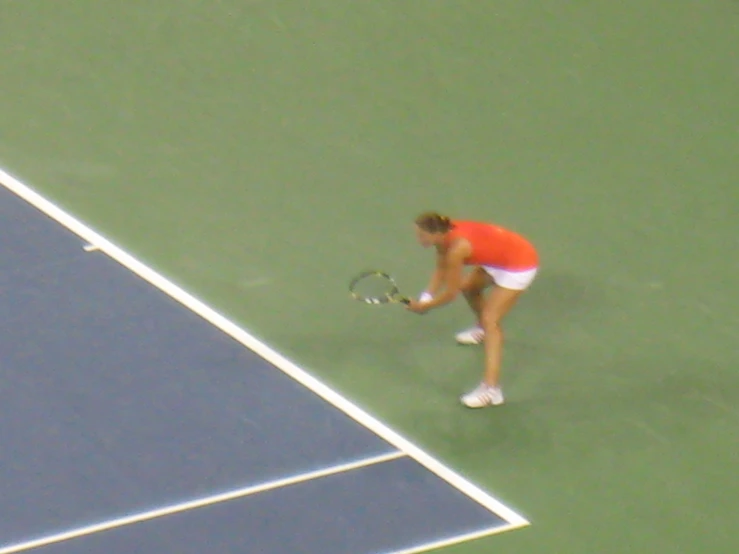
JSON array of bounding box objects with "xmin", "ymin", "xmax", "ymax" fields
[{"xmin": 1, "ymin": 1, "xmax": 738, "ymax": 552}]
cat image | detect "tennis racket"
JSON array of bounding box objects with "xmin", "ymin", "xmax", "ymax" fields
[{"xmin": 349, "ymin": 270, "xmax": 410, "ymax": 305}]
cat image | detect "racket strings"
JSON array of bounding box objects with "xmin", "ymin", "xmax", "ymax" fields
[{"xmin": 352, "ymin": 273, "xmax": 397, "ymax": 302}]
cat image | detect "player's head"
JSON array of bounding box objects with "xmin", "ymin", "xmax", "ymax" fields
[{"xmin": 414, "ymin": 211, "xmax": 453, "ymax": 247}]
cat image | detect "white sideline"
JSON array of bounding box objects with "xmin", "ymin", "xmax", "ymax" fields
[{"xmin": 0, "ymin": 167, "xmax": 530, "ymax": 552}]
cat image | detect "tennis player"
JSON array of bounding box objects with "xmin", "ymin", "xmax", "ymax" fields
[{"xmin": 406, "ymin": 212, "xmax": 539, "ymax": 408}]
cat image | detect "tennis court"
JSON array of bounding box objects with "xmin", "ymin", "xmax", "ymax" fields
[{"xmin": 1, "ymin": 1, "xmax": 738, "ymax": 553}]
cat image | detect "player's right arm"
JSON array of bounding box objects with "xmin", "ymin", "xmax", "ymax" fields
[{"xmin": 421, "ymin": 247, "xmax": 447, "ymax": 299}]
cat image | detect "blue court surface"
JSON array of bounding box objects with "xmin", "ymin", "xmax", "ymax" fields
[{"xmin": 0, "ymin": 172, "xmax": 529, "ymax": 554}]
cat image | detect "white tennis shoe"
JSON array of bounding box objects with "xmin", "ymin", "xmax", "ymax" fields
[
  {"xmin": 455, "ymin": 326, "xmax": 485, "ymax": 345},
  {"xmin": 460, "ymin": 383, "xmax": 504, "ymax": 408}
]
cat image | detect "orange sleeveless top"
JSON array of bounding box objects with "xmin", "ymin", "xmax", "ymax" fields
[{"xmin": 444, "ymin": 220, "xmax": 538, "ymax": 271}]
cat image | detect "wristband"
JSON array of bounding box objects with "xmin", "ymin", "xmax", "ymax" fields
[{"xmin": 419, "ymin": 292, "xmax": 433, "ymax": 303}]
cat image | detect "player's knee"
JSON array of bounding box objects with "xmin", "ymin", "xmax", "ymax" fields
[
  {"xmin": 461, "ymin": 278, "xmax": 485, "ymax": 296},
  {"xmin": 462, "ymin": 286, "xmax": 480, "ymax": 300},
  {"xmin": 480, "ymin": 313, "xmax": 503, "ymax": 333}
]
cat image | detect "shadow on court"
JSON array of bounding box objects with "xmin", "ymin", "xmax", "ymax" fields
[{"xmin": 517, "ymin": 269, "xmax": 607, "ymax": 330}]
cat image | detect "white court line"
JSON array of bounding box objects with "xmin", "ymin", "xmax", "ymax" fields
[
  {"xmin": 0, "ymin": 168, "xmax": 531, "ymax": 529},
  {"xmin": 385, "ymin": 523, "xmax": 529, "ymax": 554},
  {"xmin": 0, "ymin": 451, "xmax": 405, "ymax": 554}
]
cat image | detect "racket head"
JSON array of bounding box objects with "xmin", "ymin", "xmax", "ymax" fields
[{"xmin": 349, "ymin": 270, "xmax": 410, "ymax": 305}]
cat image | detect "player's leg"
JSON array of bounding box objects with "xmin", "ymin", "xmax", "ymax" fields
[
  {"xmin": 460, "ymin": 267, "xmax": 538, "ymax": 408},
  {"xmin": 454, "ymin": 267, "xmax": 493, "ymax": 345},
  {"xmin": 460, "ymin": 286, "xmax": 522, "ymax": 407}
]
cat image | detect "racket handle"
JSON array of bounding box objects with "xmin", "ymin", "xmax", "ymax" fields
[{"xmin": 400, "ymin": 297, "xmax": 411, "ymax": 305}]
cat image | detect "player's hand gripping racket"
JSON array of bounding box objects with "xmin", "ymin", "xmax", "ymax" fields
[{"xmin": 349, "ymin": 270, "xmax": 410, "ymax": 305}]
